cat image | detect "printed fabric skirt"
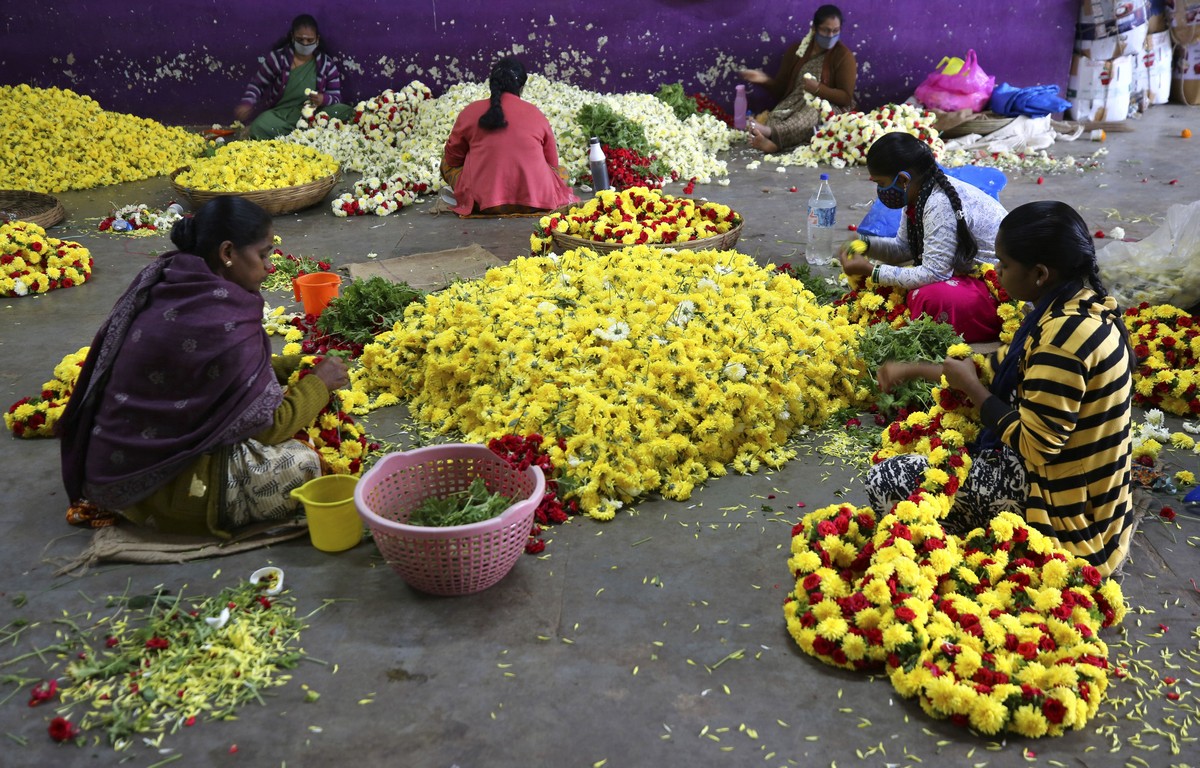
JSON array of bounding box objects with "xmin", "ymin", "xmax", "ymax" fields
[
  {"xmin": 865, "ymin": 446, "xmax": 1028, "ymax": 536},
  {"xmin": 220, "ymin": 438, "xmax": 322, "ymax": 530}
]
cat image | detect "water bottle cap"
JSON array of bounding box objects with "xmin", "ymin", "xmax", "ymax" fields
[
  {"xmin": 820, "ymin": 173, "xmax": 829, "ymax": 180},
  {"xmin": 589, "ymin": 137, "xmax": 600, "ymax": 144}
]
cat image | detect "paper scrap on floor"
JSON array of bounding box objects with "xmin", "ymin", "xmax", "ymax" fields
[{"xmin": 348, "ymin": 243, "xmax": 504, "ymax": 292}]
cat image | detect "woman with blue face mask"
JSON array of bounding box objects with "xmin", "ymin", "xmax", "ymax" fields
[
  {"xmin": 737, "ymin": 4, "xmax": 856, "ymax": 153},
  {"xmin": 234, "ymin": 14, "xmax": 354, "ymax": 139},
  {"xmin": 836, "ymin": 132, "xmax": 1009, "ymax": 343}
]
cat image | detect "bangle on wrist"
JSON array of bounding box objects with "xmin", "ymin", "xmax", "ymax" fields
[{"xmin": 871, "ymin": 264, "xmax": 881, "ymax": 283}]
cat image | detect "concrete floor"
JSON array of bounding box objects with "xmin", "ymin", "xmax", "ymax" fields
[{"xmin": 2, "ymin": 105, "xmax": 1199, "ymax": 768}]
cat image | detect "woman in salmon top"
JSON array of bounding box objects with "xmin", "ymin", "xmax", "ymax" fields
[{"xmin": 440, "ymin": 57, "xmax": 578, "ymax": 216}]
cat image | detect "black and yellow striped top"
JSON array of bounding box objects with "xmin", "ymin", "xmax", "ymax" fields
[{"xmin": 981, "ymin": 288, "xmax": 1135, "ymax": 576}]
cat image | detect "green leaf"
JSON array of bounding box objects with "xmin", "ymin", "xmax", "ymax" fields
[
  {"xmin": 654, "ymin": 83, "xmax": 698, "ymax": 122},
  {"xmin": 315, "ymin": 276, "xmax": 425, "ymax": 344}
]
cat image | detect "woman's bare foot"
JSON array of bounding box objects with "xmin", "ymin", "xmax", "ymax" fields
[{"xmin": 748, "ymin": 124, "xmax": 780, "ymax": 153}]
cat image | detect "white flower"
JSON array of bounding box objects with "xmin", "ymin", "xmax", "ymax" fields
[
  {"xmin": 724, "ymin": 362, "xmax": 747, "ymax": 381},
  {"xmin": 1183, "ymin": 421, "xmax": 1200, "ymax": 435},
  {"xmin": 697, "ymin": 278, "xmax": 718, "ymax": 291},
  {"xmin": 536, "ymin": 301, "xmax": 559, "ymax": 315},
  {"xmin": 593, "ymin": 320, "xmax": 631, "ymax": 342},
  {"xmin": 714, "ymin": 264, "xmax": 734, "ymax": 275},
  {"xmin": 205, "ymin": 607, "xmax": 231, "ymax": 629}
]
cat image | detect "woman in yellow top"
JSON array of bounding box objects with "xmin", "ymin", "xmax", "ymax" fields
[
  {"xmin": 738, "ymin": 4, "xmax": 857, "ymax": 153},
  {"xmin": 868, "ymin": 202, "xmax": 1136, "ymax": 576}
]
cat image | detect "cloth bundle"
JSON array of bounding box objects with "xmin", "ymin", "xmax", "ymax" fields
[{"xmin": 988, "ymin": 82, "xmax": 1072, "ymax": 118}]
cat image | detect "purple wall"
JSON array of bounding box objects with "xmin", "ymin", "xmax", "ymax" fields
[{"xmin": 1, "ymin": 1, "xmax": 1076, "ymax": 125}]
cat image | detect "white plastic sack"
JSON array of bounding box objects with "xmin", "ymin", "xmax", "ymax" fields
[{"xmin": 1097, "ymin": 199, "xmax": 1200, "ymax": 309}]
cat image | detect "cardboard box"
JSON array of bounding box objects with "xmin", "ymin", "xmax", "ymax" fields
[
  {"xmin": 1076, "ymin": 20, "xmax": 1148, "ymax": 59},
  {"xmin": 1172, "ymin": 37, "xmax": 1200, "ymax": 104},
  {"xmin": 1145, "ymin": 30, "xmax": 1174, "ymax": 103},
  {"xmin": 1068, "ymin": 53, "xmax": 1135, "ymax": 120},
  {"xmin": 1077, "ymin": 0, "xmax": 1149, "ymax": 40}
]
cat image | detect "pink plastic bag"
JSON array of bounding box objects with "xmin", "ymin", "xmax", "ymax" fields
[{"xmin": 914, "ymin": 50, "xmax": 996, "ymax": 113}]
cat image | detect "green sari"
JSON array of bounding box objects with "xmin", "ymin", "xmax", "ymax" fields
[{"xmin": 249, "ymin": 59, "xmax": 352, "ymax": 139}]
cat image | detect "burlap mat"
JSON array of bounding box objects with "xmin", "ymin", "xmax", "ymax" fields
[
  {"xmin": 54, "ymin": 519, "xmax": 310, "ymax": 577},
  {"xmin": 425, "ymin": 198, "xmax": 551, "ymax": 218},
  {"xmin": 348, "ymin": 243, "xmax": 504, "ymax": 291}
]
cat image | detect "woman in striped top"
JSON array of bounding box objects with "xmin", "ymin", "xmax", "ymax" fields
[
  {"xmin": 867, "ymin": 201, "xmax": 1136, "ymax": 576},
  {"xmin": 234, "ymin": 14, "xmax": 353, "ymax": 139}
]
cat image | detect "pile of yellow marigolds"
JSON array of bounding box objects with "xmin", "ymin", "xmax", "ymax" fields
[{"xmin": 0, "ymin": 85, "xmax": 205, "ymax": 192}]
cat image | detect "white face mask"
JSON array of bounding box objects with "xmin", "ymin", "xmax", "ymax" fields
[{"xmin": 293, "ymin": 41, "xmax": 318, "ymax": 56}]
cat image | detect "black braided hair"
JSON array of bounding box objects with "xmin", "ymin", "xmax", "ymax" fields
[
  {"xmin": 478, "ymin": 57, "xmax": 528, "ymax": 131},
  {"xmin": 866, "ymin": 132, "xmax": 977, "ymax": 273},
  {"xmin": 170, "ymin": 196, "xmax": 272, "ymax": 271}
]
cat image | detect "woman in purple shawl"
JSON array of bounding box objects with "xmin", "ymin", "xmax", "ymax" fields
[{"xmin": 59, "ymin": 196, "xmax": 349, "ymax": 537}]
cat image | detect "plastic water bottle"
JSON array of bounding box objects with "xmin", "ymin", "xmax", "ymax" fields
[
  {"xmin": 166, "ymin": 203, "xmax": 185, "ymax": 216},
  {"xmin": 733, "ymin": 85, "xmax": 748, "ymax": 130},
  {"xmin": 588, "ymin": 138, "xmax": 610, "ymax": 192},
  {"xmin": 111, "ymin": 218, "xmax": 131, "ymax": 232},
  {"xmin": 806, "ymin": 173, "xmax": 837, "ymax": 265}
]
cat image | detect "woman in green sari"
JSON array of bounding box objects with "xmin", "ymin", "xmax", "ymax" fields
[{"xmin": 234, "ymin": 14, "xmax": 353, "ymax": 140}]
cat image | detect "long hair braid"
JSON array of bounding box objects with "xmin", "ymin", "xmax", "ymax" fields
[
  {"xmin": 933, "ymin": 167, "xmax": 978, "ymax": 274},
  {"xmin": 478, "ymin": 57, "xmax": 527, "ymax": 130}
]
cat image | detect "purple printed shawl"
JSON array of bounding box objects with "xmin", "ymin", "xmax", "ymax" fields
[{"xmin": 59, "ymin": 252, "xmax": 283, "ymax": 509}]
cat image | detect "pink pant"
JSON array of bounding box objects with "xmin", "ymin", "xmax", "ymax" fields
[{"xmin": 906, "ymin": 275, "xmax": 1002, "ymax": 343}]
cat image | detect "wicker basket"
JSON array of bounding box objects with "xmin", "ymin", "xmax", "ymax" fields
[
  {"xmin": 355, "ymin": 444, "xmax": 545, "ymax": 596},
  {"xmin": 550, "ymin": 220, "xmax": 744, "ymax": 254},
  {"xmin": 940, "ymin": 114, "xmax": 1017, "ymax": 139},
  {"xmin": 0, "ymin": 191, "xmax": 65, "ymax": 229},
  {"xmin": 169, "ymin": 167, "xmax": 339, "ymax": 216}
]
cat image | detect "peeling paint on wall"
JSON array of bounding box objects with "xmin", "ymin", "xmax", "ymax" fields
[{"xmin": 2, "ymin": 1, "xmax": 1076, "ymax": 125}]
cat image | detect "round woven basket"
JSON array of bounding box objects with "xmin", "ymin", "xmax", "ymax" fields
[
  {"xmin": 170, "ymin": 167, "xmax": 339, "ymax": 216},
  {"xmin": 940, "ymin": 114, "xmax": 1016, "ymax": 139},
  {"xmin": 550, "ymin": 220, "xmax": 744, "ymax": 254},
  {"xmin": 0, "ymin": 190, "xmax": 65, "ymax": 229}
]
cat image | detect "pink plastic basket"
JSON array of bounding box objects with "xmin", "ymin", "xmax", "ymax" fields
[{"xmin": 355, "ymin": 444, "xmax": 545, "ymax": 596}]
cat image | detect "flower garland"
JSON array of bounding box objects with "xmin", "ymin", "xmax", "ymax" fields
[
  {"xmin": 0, "ymin": 84, "xmax": 206, "ymax": 193},
  {"xmin": 529, "ymin": 186, "xmax": 741, "ymax": 256},
  {"xmin": 331, "ymin": 174, "xmax": 427, "ymax": 217},
  {"xmin": 356, "ymin": 244, "xmax": 867, "ymax": 517},
  {"xmin": 764, "ymin": 101, "xmax": 944, "ymax": 169},
  {"xmin": 97, "ymin": 202, "xmax": 184, "ymax": 235},
  {"xmin": 870, "ymin": 342, "xmax": 988, "ymax": 498},
  {"xmin": 889, "ymin": 511, "xmax": 1126, "ymax": 737},
  {"xmin": 175, "ymin": 141, "xmax": 337, "ymax": 192},
  {"xmin": 4, "ymin": 346, "xmax": 89, "ymax": 438},
  {"xmin": 787, "ymin": 495, "xmax": 1128, "ymax": 737},
  {"xmin": 0, "ymin": 220, "xmax": 93, "ymax": 298},
  {"xmin": 1123, "ymin": 302, "xmax": 1200, "ymax": 416},
  {"xmin": 287, "ymin": 356, "xmax": 374, "ymax": 476}
]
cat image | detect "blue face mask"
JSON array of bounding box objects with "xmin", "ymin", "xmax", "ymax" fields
[
  {"xmin": 876, "ymin": 172, "xmax": 909, "ymax": 209},
  {"xmin": 815, "ymin": 33, "xmax": 840, "ymax": 50}
]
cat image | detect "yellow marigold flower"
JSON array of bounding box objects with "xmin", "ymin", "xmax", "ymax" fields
[
  {"xmin": 1170, "ymin": 432, "xmax": 1196, "ymax": 450},
  {"xmin": 1174, "ymin": 469, "xmax": 1195, "ymax": 486}
]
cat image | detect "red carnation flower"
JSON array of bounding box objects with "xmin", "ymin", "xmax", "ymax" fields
[
  {"xmin": 48, "ymin": 716, "xmax": 79, "ymax": 742},
  {"xmin": 28, "ymin": 679, "xmax": 57, "ymax": 707},
  {"xmin": 1042, "ymin": 698, "xmax": 1067, "ymax": 724}
]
